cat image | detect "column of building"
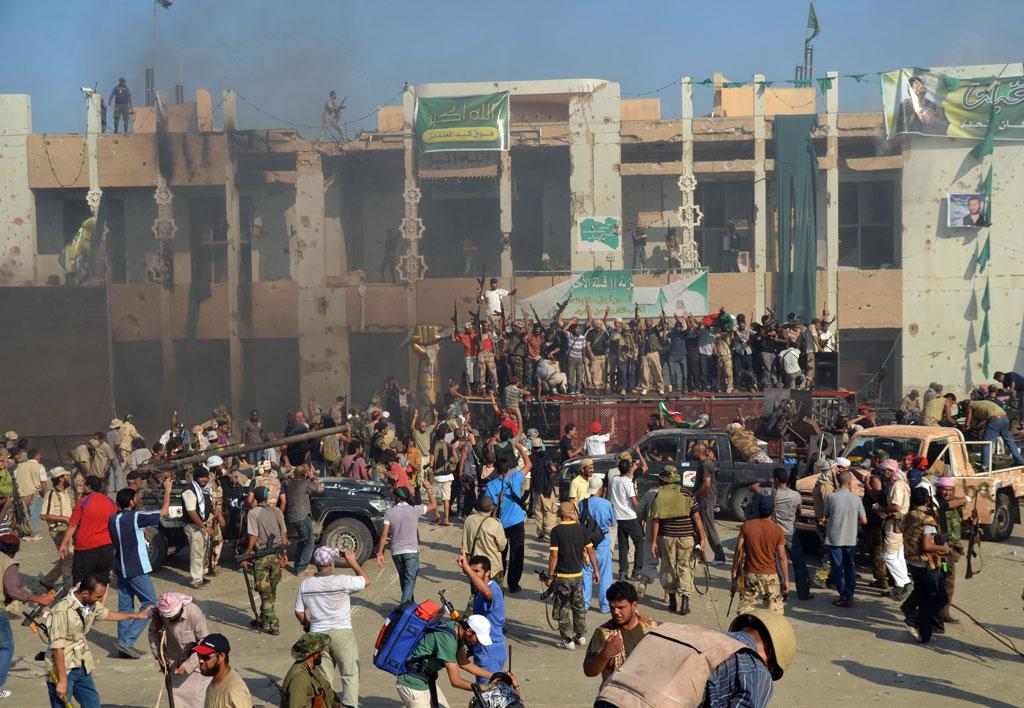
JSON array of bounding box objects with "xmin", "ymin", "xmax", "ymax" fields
[{"xmin": 752, "ymin": 74, "xmax": 768, "ymax": 315}]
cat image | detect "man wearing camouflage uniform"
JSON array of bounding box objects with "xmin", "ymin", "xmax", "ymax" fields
[
  {"xmin": 544, "ymin": 502, "xmax": 599, "ymax": 650},
  {"xmin": 241, "ymin": 486, "xmax": 288, "ymax": 635},
  {"xmin": 108, "ymin": 77, "xmax": 133, "ymax": 133},
  {"xmin": 281, "ymin": 632, "xmax": 339, "ymax": 707}
]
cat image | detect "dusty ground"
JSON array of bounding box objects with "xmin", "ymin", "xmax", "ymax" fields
[{"xmin": 7, "ymin": 516, "xmax": 1024, "ymax": 707}]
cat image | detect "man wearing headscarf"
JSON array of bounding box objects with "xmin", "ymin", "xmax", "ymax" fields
[
  {"xmin": 281, "ymin": 632, "xmax": 339, "ymax": 708},
  {"xmin": 148, "ymin": 592, "xmax": 211, "ymax": 707},
  {"xmin": 875, "ymin": 459, "xmax": 911, "ymax": 600}
]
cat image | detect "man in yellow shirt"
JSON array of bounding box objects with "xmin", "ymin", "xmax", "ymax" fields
[{"xmin": 569, "ymin": 459, "xmax": 595, "ymax": 502}]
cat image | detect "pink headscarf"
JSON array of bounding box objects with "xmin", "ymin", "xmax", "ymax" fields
[
  {"xmin": 157, "ymin": 592, "xmax": 192, "ymax": 618},
  {"xmin": 880, "ymin": 458, "xmax": 906, "ymax": 483}
]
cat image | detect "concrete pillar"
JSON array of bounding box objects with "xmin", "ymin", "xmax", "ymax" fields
[
  {"xmin": 0, "ymin": 95, "xmax": 35, "ymax": 286},
  {"xmin": 293, "ymin": 150, "xmax": 349, "ymax": 406},
  {"xmin": 677, "ymin": 77, "xmax": 701, "ymax": 270},
  {"xmin": 324, "ymin": 173, "xmax": 351, "ymax": 397},
  {"xmin": 223, "ymin": 90, "xmax": 244, "ymax": 425},
  {"xmin": 499, "ymin": 151, "xmax": 513, "ymax": 277},
  {"xmin": 569, "ymin": 81, "xmax": 623, "ymax": 271},
  {"xmin": 825, "ymin": 71, "xmax": 839, "ymax": 325},
  {"xmin": 401, "ymin": 86, "xmax": 424, "ymax": 387},
  {"xmin": 753, "ymin": 74, "xmax": 767, "ymax": 314},
  {"xmin": 85, "ymin": 93, "xmax": 102, "ymax": 216}
]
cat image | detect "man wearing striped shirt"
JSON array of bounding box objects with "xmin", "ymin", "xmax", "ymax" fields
[{"xmin": 109, "ymin": 475, "xmax": 171, "ymax": 658}]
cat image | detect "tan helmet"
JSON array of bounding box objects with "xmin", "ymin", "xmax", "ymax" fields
[{"xmin": 729, "ymin": 609, "xmax": 796, "ymax": 680}]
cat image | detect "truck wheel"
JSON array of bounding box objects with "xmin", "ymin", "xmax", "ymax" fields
[
  {"xmin": 729, "ymin": 487, "xmax": 758, "ymax": 521},
  {"xmin": 320, "ymin": 518, "xmax": 373, "ymax": 565},
  {"xmin": 147, "ymin": 531, "xmax": 169, "ymax": 571},
  {"xmin": 982, "ymin": 493, "xmax": 1014, "ymax": 542}
]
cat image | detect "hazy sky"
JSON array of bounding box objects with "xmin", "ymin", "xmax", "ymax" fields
[{"xmin": 3, "ymin": 0, "xmax": 1023, "ymax": 135}]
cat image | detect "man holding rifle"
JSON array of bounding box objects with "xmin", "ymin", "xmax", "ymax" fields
[
  {"xmin": 241, "ymin": 486, "xmax": 289, "ymax": 635},
  {"xmin": 0, "ymin": 532, "xmax": 54, "ymax": 700}
]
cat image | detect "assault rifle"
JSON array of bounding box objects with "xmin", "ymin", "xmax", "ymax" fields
[
  {"xmin": 530, "ymin": 304, "xmax": 543, "ymax": 327},
  {"xmin": 727, "ymin": 546, "xmax": 746, "ymax": 616},
  {"xmin": 477, "ymin": 268, "xmax": 487, "ymax": 291},
  {"xmin": 452, "ymin": 301, "xmax": 458, "ymax": 329},
  {"xmin": 554, "ymin": 288, "xmax": 573, "ymax": 319},
  {"xmin": 965, "ymin": 507, "xmax": 982, "ymax": 579}
]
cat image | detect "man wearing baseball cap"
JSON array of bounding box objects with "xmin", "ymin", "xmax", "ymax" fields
[
  {"xmin": 394, "ymin": 613, "xmax": 492, "ymax": 707},
  {"xmin": 584, "ymin": 418, "xmax": 615, "ymax": 457},
  {"xmin": 294, "ymin": 546, "xmax": 371, "ymax": 706},
  {"xmin": 281, "ymin": 632, "xmax": 338, "ymax": 707},
  {"xmin": 194, "ymin": 633, "xmax": 252, "ymax": 707}
]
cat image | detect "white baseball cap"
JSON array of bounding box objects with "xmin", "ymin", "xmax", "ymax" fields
[
  {"xmin": 205, "ymin": 455, "xmax": 224, "ymax": 469},
  {"xmin": 465, "ymin": 614, "xmax": 492, "ymax": 646},
  {"xmin": 835, "ymin": 457, "xmax": 851, "ymax": 468}
]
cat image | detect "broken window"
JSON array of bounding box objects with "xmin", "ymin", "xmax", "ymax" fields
[
  {"xmin": 695, "ymin": 181, "xmax": 754, "ymax": 272},
  {"xmin": 189, "ymin": 195, "xmax": 252, "ymax": 283},
  {"xmin": 838, "ymin": 180, "xmax": 898, "ymax": 269}
]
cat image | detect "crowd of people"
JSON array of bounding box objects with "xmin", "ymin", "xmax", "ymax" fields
[
  {"xmin": 447, "ymin": 281, "xmax": 838, "ymax": 401},
  {"xmin": 2, "ymin": 353, "xmax": 1018, "ymax": 706}
]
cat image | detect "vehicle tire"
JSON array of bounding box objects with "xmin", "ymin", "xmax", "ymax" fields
[
  {"xmin": 729, "ymin": 487, "xmax": 759, "ymax": 521},
  {"xmin": 320, "ymin": 517, "xmax": 374, "ymax": 565},
  {"xmin": 982, "ymin": 492, "xmax": 1014, "ymax": 542},
  {"xmin": 147, "ymin": 530, "xmax": 169, "ymax": 571}
]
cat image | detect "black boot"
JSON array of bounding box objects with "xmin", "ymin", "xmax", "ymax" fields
[
  {"xmin": 668, "ymin": 594, "xmax": 677, "ymax": 612},
  {"xmin": 679, "ymin": 595, "xmax": 691, "ymax": 616}
]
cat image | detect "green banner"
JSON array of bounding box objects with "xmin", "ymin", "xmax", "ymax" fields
[
  {"xmin": 881, "ymin": 69, "xmax": 1024, "ymax": 140},
  {"xmin": 415, "ymin": 92, "xmax": 509, "ymax": 152}
]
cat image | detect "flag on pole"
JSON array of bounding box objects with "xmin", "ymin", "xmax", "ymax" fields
[
  {"xmin": 806, "ymin": 2, "xmax": 821, "ymax": 41},
  {"xmin": 977, "ymin": 235, "xmax": 991, "ymax": 272},
  {"xmin": 981, "ymin": 278, "xmax": 990, "ymax": 312},
  {"xmin": 155, "ymin": 0, "xmax": 173, "ymax": 8}
]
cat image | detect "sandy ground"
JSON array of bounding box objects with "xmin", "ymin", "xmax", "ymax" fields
[{"xmin": 6, "ymin": 515, "xmax": 1023, "ymax": 707}]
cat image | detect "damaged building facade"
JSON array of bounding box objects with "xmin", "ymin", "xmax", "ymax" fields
[{"xmin": 1, "ymin": 64, "xmax": 1021, "ymax": 436}]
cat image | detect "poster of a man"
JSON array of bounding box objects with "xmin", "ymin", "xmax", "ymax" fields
[
  {"xmin": 896, "ymin": 75, "xmax": 950, "ymax": 135},
  {"xmin": 948, "ymin": 193, "xmax": 988, "ymax": 228}
]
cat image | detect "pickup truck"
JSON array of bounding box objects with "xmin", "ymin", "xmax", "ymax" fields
[
  {"xmin": 558, "ymin": 428, "xmax": 776, "ymax": 519},
  {"xmin": 139, "ymin": 474, "xmax": 393, "ymax": 570},
  {"xmin": 794, "ymin": 424, "xmax": 1024, "ymax": 541}
]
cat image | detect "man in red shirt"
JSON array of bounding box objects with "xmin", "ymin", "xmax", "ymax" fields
[
  {"xmin": 59, "ymin": 475, "xmax": 118, "ymax": 584},
  {"xmin": 477, "ymin": 322, "xmax": 499, "ymax": 394},
  {"xmin": 452, "ymin": 323, "xmax": 480, "ymax": 393},
  {"xmin": 525, "ymin": 322, "xmax": 545, "ymax": 391},
  {"xmin": 384, "ymin": 449, "xmax": 414, "ymax": 497}
]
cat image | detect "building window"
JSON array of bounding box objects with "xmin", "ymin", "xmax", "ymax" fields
[
  {"xmin": 839, "ymin": 180, "xmax": 898, "ymax": 269},
  {"xmin": 189, "ymin": 196, "xmax": 251, "ymax": 283},
  {"xmin": 695, "ymin": 181, "xmax": 754, "ymax": 272},
  {"xmin": 62, "ymin": 200, "xmax": 92, "ymax": 248}
]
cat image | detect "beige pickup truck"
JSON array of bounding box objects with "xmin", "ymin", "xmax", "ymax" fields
[{"xmin": 796, "ymin": 424, "xmax": 1024, "ymax": 541}]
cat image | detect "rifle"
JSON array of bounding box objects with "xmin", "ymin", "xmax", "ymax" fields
[
  {"xmin": 530, "ymin": 304, "xmax": 543, "ymax": 327},
  {"xmin": 727, "ymin": 546, "xmax": 746, "ymax": 616},
  {"xmin": 9, "ymin": 468, "xmax": 30, "ymax": 537},
  {"xmin": 554, "ymin": 289, "xmax": 573, "ymax": 319},
  {"xmin": 499, "ymin": 300, "xmax": 507, "ymax": 332},
  {"xmin": 159, "ymin": 631, "xmax": 176, "ymax": 708},
  {"xmin": 477, "ymin": 268, "xmax": 487, "ymax": 291},
  {"xmin": 22, "ymin": 584, "xmax": 62, "ymax": 634},
  {"xmin": 965, "ymin": 506, "xmax": 982, "ymax": 579},
  {"xmin": 452, "ymin": 301, "xmax": 458, "ymax": 328}
]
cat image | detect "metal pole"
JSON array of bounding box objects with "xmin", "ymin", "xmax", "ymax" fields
[{"xmin": 151, "ymin": 3, "xmax": 157, "ymax": 100}]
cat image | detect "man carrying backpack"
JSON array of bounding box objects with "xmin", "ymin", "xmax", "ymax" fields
[
  {"xmin": 595, "ymin": 608, "xmax": 796, "ymax": 707},
  {"xmin": 545, "ymin": 502, "xmax": 599, "ymax": 650},
  {"xmin": 579, "ymin": 477, "xmax": 615, "ymax": 614},
  {"xmin": 394, "ymin": 613, "xmax": 494, "ymax": 707}
]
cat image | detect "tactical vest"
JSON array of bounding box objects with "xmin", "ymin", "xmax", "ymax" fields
[
  {"xmin": 596, "ymin": 623, "xmax": 749, "ymax": 708},
  {"xmin": 902, "ymin": 507, "xmax": 939, "ymax": 567},
  {"xmin": 730, "ymin": 428, "xmax": 761, "ymax": 462}
]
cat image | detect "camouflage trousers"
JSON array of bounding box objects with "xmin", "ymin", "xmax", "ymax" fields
[
  {"xmin": 552, "ymin": 576, "xmax": 586, "ymax": 641},
  {"xmin": 737, "ymin": 572, "xmax": 784, "ymax": 615},
  {"xmin": 253, "ymin": 555, "xmax": 282, "ymax": 631}
]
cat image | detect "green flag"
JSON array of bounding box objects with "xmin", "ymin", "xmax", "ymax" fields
[
  {"xmin": 980, "ymin": 312, "xmax": 989, "ymax": 347},
  {"xmin": 981, "ymin": 277, "xmax": 990, "ymax": 312},
  {"xmin": 806, "ymin": 2, "xmax": 820, "ymax": 41},
  {"xmin": 983, "ymin": 344, "xmax": 990, "ymax": 377},
  {"xmin": 977, "ymin": 235, "xmax": 991, "ymax": 271},
  {"xmin": 981, "ymin": 167, "xmax": 993, "ymax": 225}
]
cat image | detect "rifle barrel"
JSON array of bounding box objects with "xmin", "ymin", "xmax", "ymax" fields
[{"xmin": 135, "ymin": 425, "xmax": 349, "ymax": 475}]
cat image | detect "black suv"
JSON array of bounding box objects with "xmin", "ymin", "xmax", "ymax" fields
[
  {"xmin": 139, "ymin": 475, "xmax": 392, "ymax": 570},
  {"xmin": 558, "ymin": 428, "xmax": 775, "ymax": 520}
]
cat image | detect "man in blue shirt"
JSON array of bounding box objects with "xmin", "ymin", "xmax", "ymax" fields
[
  {"xmin": 484, "ymin": 459, "xmax": 528, "ymax": 593},
  {"xmin": 109, "ymin": 475, "xmax": 171, "ymax": 658},
  {"xmin": 457, "ymin": 550, "xmax": 506, "ymax": 682},
  {"xmin": 579, "ymin": 476, "xmax": 615, "ymax": 613}
]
